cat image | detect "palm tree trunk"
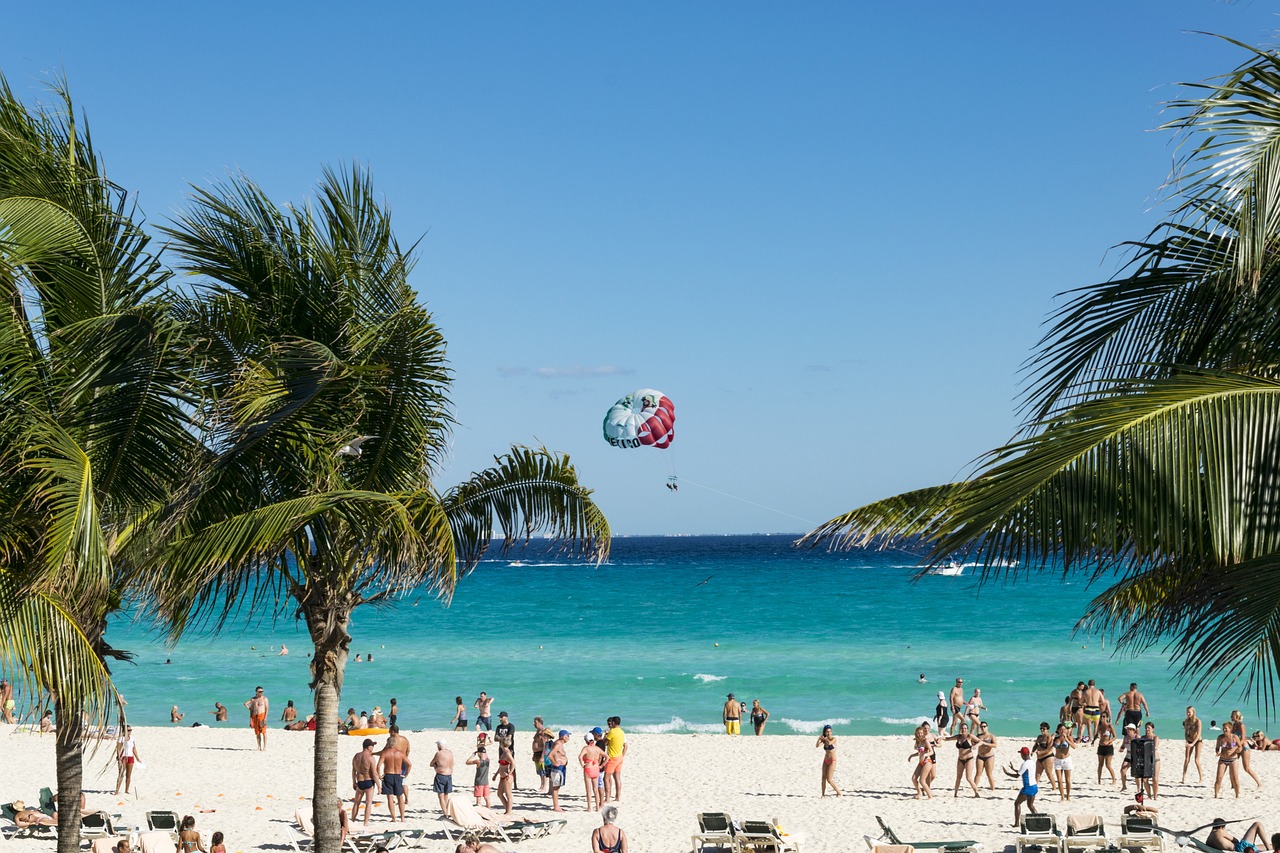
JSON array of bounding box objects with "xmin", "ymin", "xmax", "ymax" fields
[
  {"xmin": 307, "ymin": 602, "xmax": 351, "ymax": 853},
  {"xmin": 53, "ymin": 693, "xmax": 85, "ymax": 853}
]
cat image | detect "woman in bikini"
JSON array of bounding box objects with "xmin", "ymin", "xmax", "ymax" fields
[
  {"xmin": 1033, "ymin": 722, "xmax": 1055, "ymax": 787},
  {"xmin": 1096, "ymin": 717, "xmax": 1117, "ymax": 784},
  {"xmin": 750, "ymin": 700, "xmax": 770, "ymax": 736},
  {"xmin": 590, "ymin": 806, "xmax": 628, "ymax": 853},
  {"xmin": 817, "ymin": 724, "xmax": 842, "ymax": 797},
  {"xmin": 943, "ymin": 722, "xmax": 980, "ymax": 797},
  {"xmin": 1140, "ymin": 722, "xmax": 1162, "ymax": 798},
  {"xmin": 1215, "ymin": 722, "xmax": 1242, "ymax": 798},
  {"xmin": 1052, "ymin": 722, "xmax": 1076, "ymax": 801},
  {"xmin": 451, "ymin": 696, "xmax": 467, "ymax": 731},
  {"xmin": 908, "ymin": 724, "xmax": 934, "ymax": 799},
  {"xmin": 1230, "ymin": 710, "xmax": 1263, "ymax": 789},
  {"xmin": 1182, "ymin": 706, "xmax": 1203, "ymax": 783},
  {"xmin": 578, "ymin": 734, "xmax": 604, "ymax": 812},
  {"xmin": 974, "ymin": 721, "xmax": 998, "ymax": 791},
  {"xmin": 178, "ymin": 816, "xmax": 208, "ymax": 853}
]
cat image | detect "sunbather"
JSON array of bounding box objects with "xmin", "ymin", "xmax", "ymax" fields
[
  {"xmin": 1208, "ymin": 818, "xmax": 1270, "ymax": 853},
  {"xmin": 11, "ymin": 803, "xmax": 56, "ymax": 828}
]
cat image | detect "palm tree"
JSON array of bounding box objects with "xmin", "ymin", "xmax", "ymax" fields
[
  {"xmin": 802, "ymin": 39, "xmax": 1280, "ymax": 706},
  {"xmin": 145, "ymin": 166, "xmax": 610, "ymax": 853},
  {"xmin": 0, "ymin": 75, "xmax": 198, "ymax": 852}
]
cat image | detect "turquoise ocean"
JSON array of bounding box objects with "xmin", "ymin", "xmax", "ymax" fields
[{"xmin": 97, "ymin": 535, "xmax": 1249, "ymax": 737}]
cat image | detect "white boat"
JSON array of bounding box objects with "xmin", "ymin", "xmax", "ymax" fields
[{"xmin": 928, "ymin": 562, "xmax": 964, "ymax": 576}]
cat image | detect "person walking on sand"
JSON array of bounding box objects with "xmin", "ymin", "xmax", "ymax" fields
[
  {"xmin": 244, "ymin": 685, "xmax": 269, "ymax": 750},
  {"xmin": 351, "ymin": 738, "xmax": 380, "ymax": 826},
  {"xmin": 1004, "ymin": 746, "xmax": 1039, "ymax": 827},
  {"xmin": 451, "ymin": 696, "xmax": 467, "ymax": 731},
  {"xmin": 750, "ymin": 700, "xmax": 769, "ymax": 735},
  {"xmin": 377, "ymin": 734, "xmax": 411, "ymax": 821},
  {"xmin": 722, "ymin": 693, "xmax": 741, "ymax": 735},
  {"xmin": 580, "ymin": 733, "xmax": 605, "ymax": 811},
  {"xmin": 431, "ymin": 740, "xmax": 455, "ymax": 815},
  {"xmin": 466, "ymin": 744, "xmax": 492, "ymax": 808},
  {"xmin": 548, "ymin": 730, "xmax": 570, "ymax": 812},
  {"xmin": 114, "ymin": 726, "xmax": 139, "ymax": 795},
  {"xmin": 1116, "ymin": 682, "xmax": 1148, "ymax": 731},
  {"xmin": 1183, "ymin": 706, "xmax": 1203, "ymax": 783},
  {"xmin": 603, "ymin": 716, "xmax": 627, "ymax": 803},
  {"xmin": 1229, "ymin": 710, "xmax": 1263, "ymax": 790},
  {"xmin": 590, "ymin": 806, "xmax": 628, "ymax": 853},
  {"xmin": 948, "ymin": 678, "xmax": 965, "ymax": 734},
  {"xmin": 816, "ymin": 724, "xmax": 842, "ymax": 797},
  {"xmin": 473, "ymin": 692, "xmax": 494, "ymax": 732},
  {"xmin": 909, "ymin": 724, "xmax": 936, "ymax": 799}
]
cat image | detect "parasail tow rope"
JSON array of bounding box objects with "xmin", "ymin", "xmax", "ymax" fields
[{"xmin": 675, "ymin": 477, "xmax": 819, "ymax": 527}]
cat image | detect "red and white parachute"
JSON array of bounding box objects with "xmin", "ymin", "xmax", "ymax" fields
[{"xmin": 602, "ymin": 388, "xmax": 675, "ymax": 450}]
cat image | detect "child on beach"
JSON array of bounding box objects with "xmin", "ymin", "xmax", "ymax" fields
[{"xmin": 209, "ymin": 832, "xmax": 225, "ymax": 853}]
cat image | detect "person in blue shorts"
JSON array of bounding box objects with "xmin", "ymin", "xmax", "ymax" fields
[{"xmin": 1003, "ymin": 746, "xmax": 1039, "ymax": 826}]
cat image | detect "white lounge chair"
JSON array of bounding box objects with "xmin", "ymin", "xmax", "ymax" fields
[
  {"xmin": 1016, "ymin": 813, "xmax": 1062, "ymax": 853},
  {"xmin": 1064, "ymin": 815, "xmax": 1107, "ymax": 853},
  {"xmin": 442, "ymin": 794, "xmax": 513, "ymax": 845}
]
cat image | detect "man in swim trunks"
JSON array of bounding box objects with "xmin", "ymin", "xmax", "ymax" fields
[
  {"xmin": 1003, "ymin": 746, "xmax": 1039, "ymax": 826},
  {"xmin": 603, "ymin": 716, "xmax": 627, "ymax": 803},
  {"xmin": 351, "ymin": 738, "xmax": 380, "ymax": 826},
  {"xmin": 1116, "ymin": 682, "xmax": 1149, "ymax": 731},
  {"xmin": 473, "ymin": 692, "xmax": 494, "ymax": 731},
  {"xmin": 377, "ymin": 725, "xmax": 411, "ymax": 806},
  {"xmin": 210, "ymin": 702, "xmax": 228, "ymax": 722},
  {"xmin": 377, "ymin": 736, "xmax": 411, "ymax": 821},
  {"xmin": 1208, "ymin": 818, "xmax": 1270, "ymax": 852},
  {"xmin": 1081, "ymin": 679, "xmax": 1104, "ymax": 743},
  {"xmin": 430, "ymin": 739, "xmax": 454, "ymax": 816},
  {"xmin": 244, "ymin": 686, "xmax": 269, "ymax": 751},
  {"xmin": 722, "ymin": 693, "xmax": 741, "ymax": 735},
  {"xmin": 531, "ymin": 717, "xmax": 551, "ymax": 793},
  {"xmin": 547, "ymin": 730, "xmax": 569, "ymax": 812},
  {"xmin": 948, "ymin": 678, "xmax": 965, "ymax": 734}
]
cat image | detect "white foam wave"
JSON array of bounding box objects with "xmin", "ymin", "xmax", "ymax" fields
[
  {"xmin": 879, "ymin": 716, "xmax": 934, "ymax": 726},
  {"xmin": 693, "ymin": 673, "xmax": 727, "ymax": 683},
  {"xmin": 777, "ymin": 716, "xmax": 852, "ymax": 734},
  {"xmin": 630, "ymin": 715, "xmax": 724, "ymax": 734}
]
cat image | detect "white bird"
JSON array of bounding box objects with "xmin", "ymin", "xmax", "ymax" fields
[{"xmin": 337, "ymin": 435, "xmax": 377, "ymax": 458}]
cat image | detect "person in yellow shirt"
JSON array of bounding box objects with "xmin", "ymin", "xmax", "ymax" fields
[{"xmin": 603, "ymin": 716, "xmax": 627, "ymax": 803}]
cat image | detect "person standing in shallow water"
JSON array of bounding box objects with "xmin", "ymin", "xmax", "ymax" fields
[
  {"xmin": 722, "ymin": 693, "xmax": 741, "ymax": 735},
  {"xmin": 816, "ymin": 724, "xmax": 842, "ymax": 797}
]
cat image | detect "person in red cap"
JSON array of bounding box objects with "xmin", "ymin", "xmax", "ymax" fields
[{"xmin": 1003, "ymin": 746, "xmax": 1039, "ymax": 825}]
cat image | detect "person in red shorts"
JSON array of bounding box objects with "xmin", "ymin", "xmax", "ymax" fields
[{"xmin": 244, "ymin": 686, "xmax": 269, "ymax": 751}]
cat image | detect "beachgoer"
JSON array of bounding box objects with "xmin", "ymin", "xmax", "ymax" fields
[
  {"xmin": 378, "ymin": 725, "xmax": 411, "ymax": 805},
  {"xmin": 816, "ymin": 724, "xmax": 842, "ymax": 797},
  {"xmin": 1080, "ymin": 679, "xmax": 1103, "ymax": 742},
  {"xmin": 919, "ymin": 673, "xmax": 927, "ymax": 683},
  {"xmin": 210, "ymin": 702, "xmax": 227, "ymax": 722},
  {"xmin": 452, "ymin": 696, "xmax": 468, "ymax": 731},
  {"xmin": 281, "ymin": 700, "xmax": 297, "ymax": 724},
  {"xmin": 933, "ymin": 691, "xmax": 950, "ymax": 732},
  {"xmin": 454, "ymin": 838, "xmax": 502, "ymax": 853},
  {"xmin": 466, "ymin": 745, "xmax": 492, "ymax": 808},
  {"xmin": 351, "ymin": 738, "xmax": 380, "ymax": 826},
  {"xmin": 1116, "ymin": 682, "xmax": 1148, "ymax": 730},
  {"xmin": 494, "ymin": 741, "xmax": 515, "ymax": 814},
  {"xmin": 11, "ymin": 803, "xmax": 56, "ymax": 828},
  {"xmin": 591, "ymin": 726, "xmax": 608, "ymax": 802},
  {"xmin": 431, "ymin": 739, "xmax": 454, "ymax": 815},
  {"xmin": 549, "ymin": 730, "xmax": 570, "ymax": 812},
  {"xmin": 0, "ymin": 680, "xmax": 14, "ymax": 724},
  {"xmin": 371, "ymin": 706, "xmax": 388, "ymax": 728},
  {"xmin": 948, "ymin": 678, "xmax": 965, "ymax": 734},
  {"xmin": 1183, "ymin": 706, "xmax": 1204, "ymax": 783},
  {"xmin": 942, "ymin": 722, "xmax": 979, "ymax": 797},
  {"xmin": 974, "ymin": 721, "xmax": 997, "ymax": 790},
  {"xmin": 1119, "ymin": 723, "xmax": 1137, "ymax": 790},
  {"xmin": 1208, "ymin": 818, "xmax": 1270, "ymax": 852},
  {"xmin": 1059, "ymin": 694, "xmax": 1076, "ymax": 730},
  {"xmin": 1215, "ymin": 723, "xmax": 1242, "ymax": 798},
  {"xmin": 1004, "ymin": 746, "xmax": 1039, "ymax": 827},
  {"xmin": 1033, "ymin": 722, "xmax": 1054, "ymax": 786},
  {"xmin": 389, "ymin": 698, "xmax": 398, "ymax": 728},
  {"xmin": 1230, "ymin": 710, "xmax": 1263, "ymax": 789},
  {"xmin": 591, "ymin": 806, "xmax": 628, "ymax": 853},
  {"xmin": 244, "ymin": 686, "xmax": 269, "ymax": 751},
  {"xmin": 1251, "ymin": 731, "xmax": 1279, "ymax": 751},
  {"xmin": 964, "ymin": 688, "xmax": 986, "ymax": 727},
  {"xmin": 377, "ymin": 735, "xmax": 411, "ymax": 821},
  {"xmin": 39, "ymin": 710, "xmax": 54, "ymax": 733},
  {"xmin": 114, "ymin": 726, "xmax": 139, "ymax": 795},
  {"xmin": 335, "ymin": 800, "xmax": 349, "ymax": 847},
  {"xmin": 532, "ymin": 716, "xmax": 551, "ymax": 793},
  {"xmin": 722, "ymin": 693, "xmax": 741, "ymax": 735},
  {"xmin": 171, "ymin": 705, "xmax": 185, "ymax": 723},
  {"xmin": 179, "ymin": 815, "xmax": 208, "ymax": 853},
  {"xmin": 1052, "ymin": 722, "xmax": 1076, "ymax": 801},
  {"xmin": 906, "ymin": 722, "xmax": 936, "ymax": 794},
  {"xmin": 603, "ymin": 716, "xmax": 627, "ymax": 803},
  {"xmin": 750, "ymin": 700, "xmax": 770, "ymax": 736},
  {"xmin": 1096, "ymin": 717, "xmax": 1117, "ymax": 784},
  {"xmin": 209, "ymin": 832, "xmax": 225, "ymax": 853},
  {"xmin": 1138, "ymin": 722, "xmax": 1161, "ymax": 798},
  {"xmin": 493, "ymin": 711, "xmax": 516, "ymax": 787},
  {"xmin": 580, "ymin": 733, "xmax": 605, "ymax": 811},
  {"xmin": 358, "ymin": 711, "xmax": 369, "ymax": 730},
  {"xmin": 473, "ymin": 692, "xmax": 494, "ymax": 731},
  {"xmin": 344, "ymin": 708, "xmax": 358, "ymax": 730}
]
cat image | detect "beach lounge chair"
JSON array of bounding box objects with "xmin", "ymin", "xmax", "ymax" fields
[
  {"xmin": 875, "ymin": 817, "xmax": 982, "ymax": 853},
  {"xmin": 293, "ymin": 808, "xmax": 397, "ymax": 853},
  {"xmin": 284, "ymin": 825, "xmax": 313, "ymax": 853},
  {"xmin": 1153, "ymin": 831, "xmax": 1215, "ymax": 853},
  {"xmin": 139, "ymin": 831, "xmax": 177, "ymax": 853},
  {"xmin": 145, "ymin": 811, "xmax": 180, "ymax": 839},
  {"xmin": 0, "ymin": 802, "xmax": 55, "ymax": 840},
  {"xmin": 735, "ymin": 819, "xmax": 801, "ymax": 852},
  {"xmin": 81, "ymin": 811, "xmax": 118, "ymax": 841},
  {"xmin": 694, "ymin": 812, "xmax": 736, "ymax": 852},
  {"xmin": 1064, "ymin": 816, "xmax": 1107, "ymax": 853},
  {"xmin": 441, "ymin": 794, "xmax": 513, "ymax": 845},
  {"xmin": 37, "ymin": 789, "xmax": 55, "ymax": 818},
  {"xmin": 1117, "ymin": 815, "xmax": 1162, "ymax": 853},
  {"xmin": 1015, "ymin": 813, "xmax": 1062, "ymax": 853}
]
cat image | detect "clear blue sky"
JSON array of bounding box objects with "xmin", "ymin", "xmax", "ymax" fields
[{"xmin": 5, "ymin": 3, "xmax": 1277, "ymax": 534}]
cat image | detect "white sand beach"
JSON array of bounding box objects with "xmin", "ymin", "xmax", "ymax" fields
[{"xmin": 2, "ymin": 725, "xmax": 1275, "ymax": 853}]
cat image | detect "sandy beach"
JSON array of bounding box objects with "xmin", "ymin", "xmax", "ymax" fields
[{"xmin": 2, "ymin": 724, "xmax": 1276, "ymax": 853}]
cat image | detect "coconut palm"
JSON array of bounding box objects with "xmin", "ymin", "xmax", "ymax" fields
[
  {"xmin": 802, "ymin": 39, "xmax": 1280, "ymax": 706},
  {"xmin": 0, "ymin": 75, "xmax": 198, "ymax": 851},
  {"xmin": 146, "ymin": 166, "xmax": 609, "ymax": 853}
]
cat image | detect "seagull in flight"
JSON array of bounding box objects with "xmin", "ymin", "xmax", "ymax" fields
[
  {"xmin": 337, "ymin": 435, "xmax": 377, "ymax": 458},
  {"xmin": 694, "ymin": 575, "xmax": 715, "ymax": 587}
]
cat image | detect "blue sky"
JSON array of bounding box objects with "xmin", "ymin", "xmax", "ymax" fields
[{"xmin": 5, "ymin": 3, "xmax": 1278, "ymax": 534}]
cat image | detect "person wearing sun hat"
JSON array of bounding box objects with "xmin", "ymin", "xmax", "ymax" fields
[
  {"xmin": 1003, "ymin": 746, "xmax": 1039, "ymax": 826},
  {"xmin": 722, "ymin": 693, "xmax": 742, "ymax": 735}
]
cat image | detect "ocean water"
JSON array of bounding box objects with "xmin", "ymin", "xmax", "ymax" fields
[{"xmin": 96, "ymin": 535, "xmax": 1250, "ymax": 737}]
